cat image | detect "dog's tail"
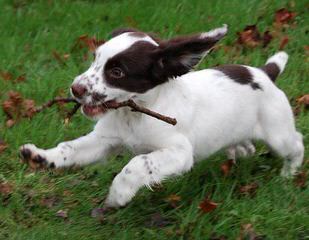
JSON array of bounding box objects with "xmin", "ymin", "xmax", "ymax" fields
[{"xmin": 260, "ymin": 51, "xmax": 288, "ymax": 82}]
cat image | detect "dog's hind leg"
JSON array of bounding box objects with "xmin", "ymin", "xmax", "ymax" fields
[{"xmin": 258, "ymin": 93, "xmax": 304, "ymax": 177}]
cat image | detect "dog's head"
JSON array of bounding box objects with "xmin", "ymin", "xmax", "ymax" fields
[{"xmin": 71, "ymin": 25, "xmax": 227, "ymax": 119}]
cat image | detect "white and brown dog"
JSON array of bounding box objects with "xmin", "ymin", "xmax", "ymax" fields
[{"xmin": 20, "ymin": 25, "xmax": 304, "ymax": 207}]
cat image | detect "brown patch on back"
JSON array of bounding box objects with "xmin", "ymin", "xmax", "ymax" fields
[
  {"xmin": 260, "ymin": 63, "xmax": 280, "ymax": 82},
  {"xmin": 213, "ymin": 64, "xmax": 262, "ymax": 90}
]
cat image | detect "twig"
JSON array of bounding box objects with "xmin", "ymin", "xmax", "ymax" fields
[
  {"xmin": 35, "ymin": 97, "xmax": 177, "ymax": 126},
  {"xmin": 34, "ymin": 97, "xmax": 78, "ymax": 113},
  {"xmin": 105, "ymin": 99, "xmax": 177, "ymax": 125}
]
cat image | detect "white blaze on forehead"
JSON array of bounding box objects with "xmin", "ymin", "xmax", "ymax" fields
[{"xmin": 95, "ymin": 32, "xmax": 158, "ymax": 65}]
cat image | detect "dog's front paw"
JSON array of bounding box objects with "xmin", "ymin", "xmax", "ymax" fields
[{"xmin": 20, "ymin": 144, "xmax": 55, "ymax": 170}]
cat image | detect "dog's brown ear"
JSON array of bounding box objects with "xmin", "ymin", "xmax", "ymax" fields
[
  {"xmin": 152, "ymin": 25, "xmax": 228, "ymax": 78},
  {"xmin": 110, "ymin": 28, "xmax": 140, "ymax": 38}
]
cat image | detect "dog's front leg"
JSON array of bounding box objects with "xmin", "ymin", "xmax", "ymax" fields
[
  {"xmin": 20, "ymin": 128, "xmax": 121, "ymax": 169},
  {"xmin": 105, "ymin": 135, "xmax": 194, "ymax": 208}
]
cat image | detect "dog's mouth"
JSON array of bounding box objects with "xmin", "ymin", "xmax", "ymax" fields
[{"xmin": 81, "ymin": 100, "xmax": 117, "ymax": 118}]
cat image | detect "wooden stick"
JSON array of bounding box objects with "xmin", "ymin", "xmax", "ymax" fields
[
  {"xmin": 35, "ymin": 98, "xmax": 177, "ymax": 125},
  {"xmin": 104, "ymin": 99, "xmax": 177, "ymax": 125}
]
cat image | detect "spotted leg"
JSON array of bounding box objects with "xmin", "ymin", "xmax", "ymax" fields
[{"xmin": 105, "ymin": 135, "xmax": 194, "ymax": 207}]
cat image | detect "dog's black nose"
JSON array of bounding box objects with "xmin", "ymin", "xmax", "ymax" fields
[{"xmin": 71, "ymin": 84, "xmax": 87, "ymax": 99}]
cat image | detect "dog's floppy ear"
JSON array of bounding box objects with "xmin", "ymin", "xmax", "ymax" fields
[
  {"xmin": 152, "ymin": 25, "xmax": 228, "ymax": 78},
  {"xmin": 110, "ymin": 28, "xmax": 140, "ymax": 38}
]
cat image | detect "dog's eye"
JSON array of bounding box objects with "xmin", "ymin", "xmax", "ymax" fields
[{"xmin": 109, "ymin": 67, "xmax": 125, "ymax": 79}]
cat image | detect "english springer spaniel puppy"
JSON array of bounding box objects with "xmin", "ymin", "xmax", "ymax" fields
[{"xmin": 20, "ymin": 25, "xmax": 304, "ymax": 207}]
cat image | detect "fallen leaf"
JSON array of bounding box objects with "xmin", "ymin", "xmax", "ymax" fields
[
  {"xmin": 16, "ymin": 74, "xmax": 26, "ymax": 82},
  {"xmin": 91, "ymin": 207, "xmax": 108, "ymax": 222},
  {"xmin": 74, "ymin": 35, "xmax": 105, "ymax": 52},
  {"xmin": 0, "ymin": 71, "xmax": 13, "ymax": 81},
  {"xmin": 297, "ymin": 94, "xmax": 309, "ymax": 106},
  {"xmin": 0, "ymin": 181, "xmax": 13, "ymax": 196},
  {"xmin": 40, "ymin": 196, "xmax": 60, "ymax": 208},
  {"xmin": 6, "ymin": 119, "xmax": 15, "ymax": 128},
  {"xmin": 1, "ymin": 91, "xmax": 38, "ymax": 126},
  {"xmin": 144, "ymin": 213, "xmax": 171, "ymax": 228},
  {"xmin": 238, "ymin": 223, "xmax": 265, "ymax": 240},
  {"xmin": 294, "ymin": 171, "xmax": 307, "ymax": 189},
  {"xmin": 304, "ymin": 46, "xmax": 309, "ymax": 55},
  {"xmin": 165, "ymin": 194, "xmax": 181, "ymax": 208},
  {"xmin": 237, "ymin": 25, "xmax": 261, "ymax": 48},
  {"xmin": 63, "ymin": 54, "xmax": 70, "ymax": 60},
  {"xmin": 239, "ymin": 182, "xmax": 259, "ymax": 197},
  {"xmin": 23, "ymin": 99, "xmax": 36, "ymax": 118},
  {"xmin": 0, "ymin": 139, "xmax": 8, "ymax": 154},
  {"xmin": 262, "ymin": 31, "xmax": 273, "ymax": 48},
  {"xmin": 199, "ymin": 197, "xmax": 218, "ymax": 213},
  {"xmin": 220, "ymin": 159, "xmax": 235, "ymax": 177},
  {"xmin": 279, "ymin": 36, "xmax": 289, "ymax": 50},
  {"xmin": 55, "ymin": 209, "xmax": 68, "ymax": 219},
  {"xmin": 274, "ymin": 8, "xmax": 296, "ymax": 25}
]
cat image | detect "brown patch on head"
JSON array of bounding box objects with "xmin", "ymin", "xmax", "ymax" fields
[
  {"xmin": 104, "ymin": 27, "xmax": 227, "ymax": 93},
  {"xmin": 213, "ymin": 65, "xmax": 262, "ymax": 90},
  {"xmin": 260, "ymin": 63, "xmax": 280, "ymax": 82},
  {"xmin": 104, "ymin": 41, "xmax": 164, "ymax": 93}
]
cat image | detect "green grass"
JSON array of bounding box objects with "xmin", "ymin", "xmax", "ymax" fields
[{"xmin": 0, "ymin": 0, "xmax": 309, "ymax": 239}]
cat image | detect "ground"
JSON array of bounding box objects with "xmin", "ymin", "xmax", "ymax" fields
[{"xmin": 0, "ymin": 0, "xmax": 308, "ymax": 239}]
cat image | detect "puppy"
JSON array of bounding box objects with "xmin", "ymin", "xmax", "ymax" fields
[{"xmin": 20, "ymin": 25, "xmax": 304, "ymax": 207}]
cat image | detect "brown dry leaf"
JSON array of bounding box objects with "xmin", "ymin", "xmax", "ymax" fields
[
  {"xmin": 274, "ymin": 8, "xmax": 296, "ymax": 25},
  {"xmin": 262, "ymin": 31, "xmax": 273, "ymax": 48},
  {"xmin": 76, "ymin": 35, "xmax": 105, "ymax": 52},
  {"xmin": 40, "ymin": 196, "xmax": 60, "ymax": 208},
  {"xmin": 6, "ymin": 119, "xmax": 15, "ymax": 128},
  {"xmin": 0, "ymin": 71, "xmax": 13, "ymax": 81},
  {"xmin": 239, "ymin": 182, "xmax": 259, "ymax": 197},
  {"xmin": 63, "ymin": 54, "xmax": 70, "ymax": 60},
  {"xmin": 237, "ymin": 25, "xmax": 261, "ymax": 48},
  {"xmin": 279, "ymin": 36, "xmax": 289, "ymax": 50},
  {"xmin": 199, "ymin": 197, "xmax": 218, "ymax": 213},
  {"xmin": 0, "ymin": 139, "xmax": 8, "ymax": 154},
  {"xmin": 297, "ymin": 94, "xmax": 309, "ymax": 106},
  {"xmin": 1, "ymin": 91, "xmax": 38, "ymax": 126},
  {"xmin": 23, "ymin": 99, "xmax": 37, "ymax": 118},
  {"xmin": 304, "ymin": 46, "xmax": 309, "ymax": 55},
  {"xmin": 294, "ymin": 171, "xmax": 307, "ymax": 189},
  {"xmin": 56, "ymin": 209, "xmax": 68, "ymax": 219},
  {"xmin": 166, "ymin": 194, "xmax": 181, "ymax": 208},
  {"xmin": 238, "ymin": 223, "xmax": 265, "ymax": 240},
  {"xmin": 91, "ymin": 207, "xmax": 108, "ymax": 223},
  {"xmin": 221, "ymin": 159, "xmax": 235, "ymax": 177},
  {"xmin": 0, "ymin": 181, "xmax": 13, "ymax": 196},
  {"xmin": 9, "ymin": 91, "xmax": 23, "ymax": 105},
  {"xmin": 16, "ymin": 74, "xmax": 26, "ymax": 82}
]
